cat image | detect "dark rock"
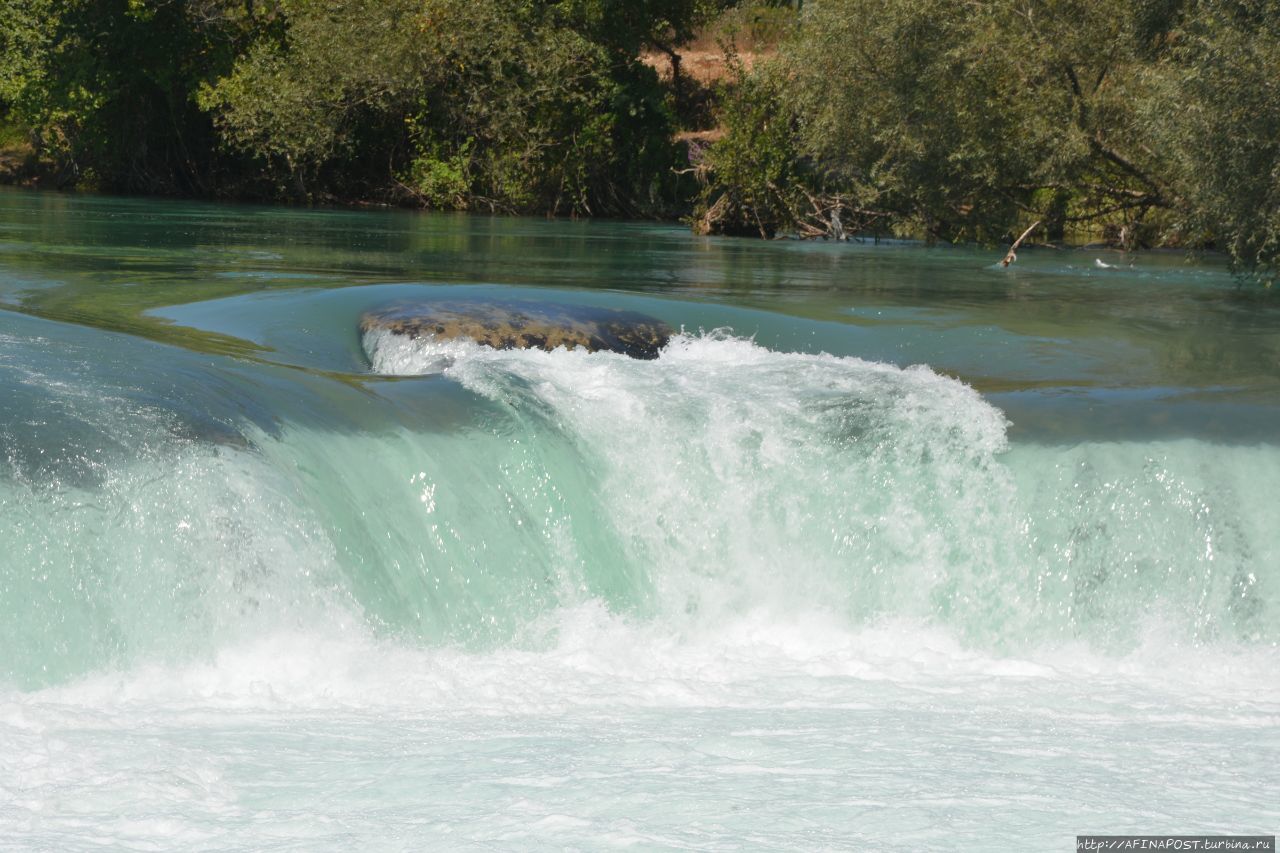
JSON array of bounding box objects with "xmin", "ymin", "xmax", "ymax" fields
[{"xmin": 359, "ymin": 300, "xmax": 672, "ymax": 360}]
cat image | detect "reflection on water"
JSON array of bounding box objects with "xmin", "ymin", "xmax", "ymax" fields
[{"xmin": 2, "ymin": 187, "xmax": 1276, "ymax": 392}]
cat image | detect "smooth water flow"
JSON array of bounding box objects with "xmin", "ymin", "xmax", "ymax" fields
[{"xmin": 1, "ymin": 189, "xmax": 1277, "ymax": 849}]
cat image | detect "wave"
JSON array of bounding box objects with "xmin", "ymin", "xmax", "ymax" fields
[
  {"xmin": 362, "ymin": 329, "xmax": 1276, "ymax": 650},
  {"xmin": 1, "ymin": 329, "xmax": 1275, "ymax": 689}
]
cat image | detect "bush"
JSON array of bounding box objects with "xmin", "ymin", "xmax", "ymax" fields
[
  {"xmin": 198, "ymin": 0, "xmax": 687, "ymax": 214},
  {"xmin": 701, "ymin": 0, "xmax": 1184, "ymax": 242},
  {"xmin": 2, "ymin": 0, "xmax": 699, "ymax": 212},
  {"xmin": 697, "ymin": 0, "xmax": 1280, "ymax": 281},
  {"xmin": 1145, "ymin": 1, "xmax": 1280, "ymax": 280}
]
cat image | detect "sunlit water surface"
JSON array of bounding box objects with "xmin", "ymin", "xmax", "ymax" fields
[{"xmin": 1, "ymin": 189, "xmax": 1277, "ymax": 849}]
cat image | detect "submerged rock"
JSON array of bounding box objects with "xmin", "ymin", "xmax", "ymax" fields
[
  {"xmin": 168, "ymin": 414, "xmax": 253, "ymax": 451},
  {"xmin": 359, "ymin": 300, "xmax": 672, "ymax": 360}
]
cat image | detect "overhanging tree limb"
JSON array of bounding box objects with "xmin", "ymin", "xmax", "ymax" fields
[{"xmin": 1001, "ymin": 219, "xmax": 1041, "ymax": 266}]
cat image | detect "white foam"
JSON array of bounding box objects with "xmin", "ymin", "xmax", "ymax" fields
[
  {"xmin": 363, "ymin": 329, "xmax": 1018, "ymax": 637},
  {"xmin": 5, "ymin": 594, "xmax": 1277, "ymax": 851},
  {"xmin": 16, "ymin": 601, "xmax": 1278, "ymax": 717}
]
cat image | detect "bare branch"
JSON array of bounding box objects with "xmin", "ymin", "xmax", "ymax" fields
[{"xmin": 1001, "ymin": 220, "xmax": 1041, "ymax": 267}]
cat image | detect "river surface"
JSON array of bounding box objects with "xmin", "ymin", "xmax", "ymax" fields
[{"xmin": 0, "ymin": 188, "xmax": 1277, "ymax": 849}]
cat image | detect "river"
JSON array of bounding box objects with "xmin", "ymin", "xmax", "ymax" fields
[{"xmin": 1, "ymin": 188, "xmax": 1277, "ymax": 849}]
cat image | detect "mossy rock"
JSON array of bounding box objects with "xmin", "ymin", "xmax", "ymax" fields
[{"xmin": 359, "ymin": 300, "xmax": 672, "ymax": 360}]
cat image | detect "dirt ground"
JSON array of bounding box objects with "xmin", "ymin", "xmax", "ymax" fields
[{"xmin": 639, "ymin": 47, "xmax": 759, "ymax": 86}]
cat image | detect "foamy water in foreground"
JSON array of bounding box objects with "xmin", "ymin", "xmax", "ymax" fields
[{"xmin": 5, "ymin": 613, "xmax": 1276, "ymax": 849}]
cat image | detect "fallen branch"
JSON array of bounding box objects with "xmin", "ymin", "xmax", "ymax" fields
[{"xmin": 1001, "ymin": 220, "xmax": 1041, "ymax": 267}]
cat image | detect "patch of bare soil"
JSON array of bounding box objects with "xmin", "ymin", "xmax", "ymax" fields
[{"xmin": 640, "ymin": 48, "xmax": 760, "ymax": 86}]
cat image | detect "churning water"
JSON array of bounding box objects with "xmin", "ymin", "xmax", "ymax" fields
[{"xmin": 0, "ymin": 189, "xmax": 1276, "ymax": 849}]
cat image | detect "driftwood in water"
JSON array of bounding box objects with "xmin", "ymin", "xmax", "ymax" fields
[
  {"xmin": 694, "ymin": 183, "xmax": 889, "ymax": 240},
  {"xmin": 1000, "ymin": 220, "xmax": 1042, "ymax": 267}
]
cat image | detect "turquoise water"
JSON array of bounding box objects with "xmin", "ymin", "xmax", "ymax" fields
[{"xmin": 0, "ymin": 188, "xmax": 1277, "ymax": 849}]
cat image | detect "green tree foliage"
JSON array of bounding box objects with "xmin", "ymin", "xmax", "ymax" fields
[
  {"xmin": 701, "ymin": 0, "xmax": 1184, "ymax": 240},
  {"xmin": 692, "ymin": 63, "xmax": 813, "ymax": 237},
  {"xmin": 199, "ymin": 0, "xmax": 683, "ymax": 214},
  {"xmin": 0, "ymin": 0, "xmax": 698, "ymax": 212},
  {"xmin": 4, "ymin": 0, "xmax": 1279, "ymax": 279},
  {"xmin": 1145, "ymin": 0, "xmax": 1280, "ymax": 279},
  {"xmin": 699, "ymin": 0, "xmax": 1280, "ymax": 279},
  {"xmin": 0, "ymin": 0, "xmax": 273, "ymax": 192},
  {"xmin": 0, "ymin": 0, "xmax": 52, "ymax": 107}
]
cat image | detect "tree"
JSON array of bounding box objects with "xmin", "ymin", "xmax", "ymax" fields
[
  {"xmin": 1146, "ymin": 0, "xmax": 1280, "ymax": 280},
  {"xmin": 1, "ymin": 0, "xmax": 275, "ymax": 193},
  {"xmin": 199, "ymin": 0, "xmax": 687, "ymax": 213},
  {"xmin": 699, "ymin": 0, "xmax": 1196, "ymax": 245}
]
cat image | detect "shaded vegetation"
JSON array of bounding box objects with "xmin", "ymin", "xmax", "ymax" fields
[
  {"xmin": 696, "ymin": 0, "xmax": 1280, "ymax": 281},
  {"xmin": 0, "ymin": 0, "xmax": 738, "ymax": 214},
  {"xmin": 1, "ymin": 0, "xmax": 1278, "ymax": 280}
]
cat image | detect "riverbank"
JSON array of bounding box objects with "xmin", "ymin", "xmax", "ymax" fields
[
  {"xmin": 0, "ymin": 133, "xmax": 46, "ymax": 188},
  {"xmin": 3, "ymin": 1, "xmax": 1277, "ymax": 277}
]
